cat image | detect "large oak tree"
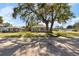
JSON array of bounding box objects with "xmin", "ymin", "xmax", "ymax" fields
[{"xmin": 12, "ymin": 3, "xmax": 75, "ymax": 33}]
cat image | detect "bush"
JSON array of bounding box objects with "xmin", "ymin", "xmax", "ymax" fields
[
  {"xmin": 53, "ymin": 29, "xmax": 59, "ymax": 31},
  {"xmin": 23, "ymin": 32, "xmax": 47, "ymax": 38},
  {"xmin": 72, "ymin": 29, "xmax": 78, "ymax": 32},
  {"xmin": 4, "ymin": 34, "xmax": 22, "ymax": 38},
  {"xmin": 55, "ymin": 32, "xmax": 74, "ymax": 38},
  {"xmin": 24, "ymin": 32, "xmax": 35, "ymax": 37}
]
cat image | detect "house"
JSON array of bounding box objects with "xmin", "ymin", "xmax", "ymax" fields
[
  {"xmin": 0, "ymin": 24, "xmax": 9, "ymax": 32},
  {"xmin": 0, "ymin": 24, "xmax": 22, "ymax": 32},
  {"xmin": 0, "ymin": 24, "xmax": 5, "ymax": 32},
  {"xmin": 7, "ymin": 26, "xmax": 20, "ymax": 32},
  {"xmin": 31, "ymin": 22, "xmax": 47, "ymax": 32}
]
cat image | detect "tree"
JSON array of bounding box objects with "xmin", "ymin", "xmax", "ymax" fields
[
  {"xmin": 72, "ymin": 22, "xmax": 79, "ymax": 30},
  {"xmin": 74, "ymin": 22, "xmax": 79, "ymax": 27},
  {"xmin": 48, "ymin": 4, "xmax": 75, "ymax": 32},
  {"xmin": 12, "ymin": 3, "xmax": 75, "ymax": 33},
  {"xmin": 4, "ymin": 22, "xmax": 12, "ymax": 27},
  {"xmin": 0, "ymin": 16, "xmax": 3, "ymax": 24},
  {"xmin": 26, "ymin": 19, "xmax": 37, "ymax": 31},
  {"xmin": 67, "ymin": 25, "xmax": 73, "ymax": 29}
]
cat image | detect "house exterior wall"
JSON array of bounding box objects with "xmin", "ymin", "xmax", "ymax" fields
[
  {"xmin": 0, "ymin": 26, "xmax": 3, "ymax": 32},
  {"xmin": 0, "ymin": 26, "xmax": 8, "ymax": 32},
  {"xmin": 31, "ymin": 27, "xmax": 46, "ymax": 32}
]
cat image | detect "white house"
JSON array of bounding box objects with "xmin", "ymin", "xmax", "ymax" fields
[
  {"xmin": 31, "ymin": 22, "xmax": 47, "ymax": 32},
  {"xmin": 0, "ymin": 24, "xmax": 8, "ymax": 32}
]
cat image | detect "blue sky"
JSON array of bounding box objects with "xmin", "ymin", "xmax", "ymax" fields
[
  {"xmin": 0, "ymin": 3, "xmax": 25, "ymax": 27},
  {"xmin": 0, "ymin": 3, "xmax": 79, "ymax": 28}
]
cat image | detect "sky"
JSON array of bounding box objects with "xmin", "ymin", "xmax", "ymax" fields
[
  {"xmin": 0, "ymin": 3, "xmax": 79, "ymax": 28},
  {"xmin": 0, "ymin": 3, "xmax": 25, "ymax": 27}
]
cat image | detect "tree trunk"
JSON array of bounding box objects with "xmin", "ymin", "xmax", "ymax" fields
[
  {"xmin": 46, "ymin": 22, "xmax": 49, "ymax": 33},
  {"xmin": 49, "ymin": 21, "xmax": 54, "ymax": 33},
  {"xmin": 49, "ymin": 11, "xmax": 54, "ymax": 33}
]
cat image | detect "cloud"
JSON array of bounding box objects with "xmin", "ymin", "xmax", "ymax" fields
[
  {"xmin": 51, "ymin": 17, "xmax": 79, "ymax": 28},
  {"xmin": 67, "ymin": 17, "xmax": 79, "ymax": 24},
  {"xmin": 69, "ymin": 3, "xmax": 77, "ymax": 6},
  {"xmin": 63, "ymin": 17, "xmax": 79, "ymax": 28},
  {"xmin": 0, "ymin": 6, "xmax": 14, "ymax": 22},
  {"xmin": 0, "ymin": 4, "xmax": 79, "ymax": 28},
  {"xmin": 0, "ymin": 6, "xmax": 25, "ymax": 27},
  {"xmin": 53, "ymin": 21, "xmax": 62, "ymax": 28}
]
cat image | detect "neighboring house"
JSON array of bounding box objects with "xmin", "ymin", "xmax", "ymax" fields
[
  {"xmin": 0, "ymin": 24, "xmax": 9, "ymax": 32},
  {"xmin": 0, "ymin": 24, "xmax": 22, "ymax": 32},
  {"xmin": 0, "ymin": 24, "xmax": 5, "ymax": 32},
  {"xmin": 7, "ymin": 26, "xmax": 26, "ymax": 32},
  {"xmin": 7, "ymin": 26, "xmax": 20, "ymax": 32},
  {"xmin": 31, "ymin": 22, "xmax": 47, "ymax": 32}
]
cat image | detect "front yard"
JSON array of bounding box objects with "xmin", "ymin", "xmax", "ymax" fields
[
  {"xmin": 0, "ymin": 32, "xmax": 46, "ymax": 38},
  {"xmin": 0, "ymin": 31, "xmax": 79, "ymax": 56},
  {"xmin": 0, "ymin": 31, "xmax": 79, "ymax": 38}
]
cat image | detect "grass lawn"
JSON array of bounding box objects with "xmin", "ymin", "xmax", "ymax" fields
[
  {"xmin": 0, "ymin": 31, "xmax": 79, "ymax": 38},
  {"xmin": 0, "ymin": 32, "xmax": 46, "ymax": 38},
  {"xmin": 0, "ymin": 32, "xmax": 25, "ymax": 38},
  {"xmin": 0, "ymin": 31, "xmax": 79, "ymax": 56},
  {"xmin": 53, "ymin": 31, "xmax": 79, "ymax": 38}
]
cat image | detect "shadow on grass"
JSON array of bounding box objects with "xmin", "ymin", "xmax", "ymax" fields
[
  {"xmin": 0, "ymin": 36, "xmax": 79, "ymax": 56},
  {"xmin": 0, "ymin": 44, "xmax": 22, "ymax": 56}
]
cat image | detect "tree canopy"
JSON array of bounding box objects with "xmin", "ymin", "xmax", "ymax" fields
[
  {"xmin": 4, "ymin": 22, "xmax": 12, "ymax": 27},
  {"xmin": 0, "ymin": 16, "xmax": 3, "ymax": 24},
  {"xmin": 67, "ymin": 25, "xmax": 73, "ymax": 29},
  {"xmin": 12, "ymin": 3, "xmax": 75, "ymax": 33}
]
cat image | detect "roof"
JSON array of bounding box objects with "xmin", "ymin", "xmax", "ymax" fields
[
  {"xmin": 0, "ymin": 24, "xmax": 5, "ymax": 27},
  {"xmin": 6, "ymin": 26, "xmax": 19, "ymax": 28},
  {"xmin": 32, "ymin": 22, "xmax": 46, "ymax": 28}
]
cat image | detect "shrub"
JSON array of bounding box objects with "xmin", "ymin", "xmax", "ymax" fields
[
  {"xmin": 24, "ymin": 32, "xmax": 35, "ymax": 37},
  {"xmin": 4, "ymin": 34, "xmax": 22, "ymax": 38}
]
